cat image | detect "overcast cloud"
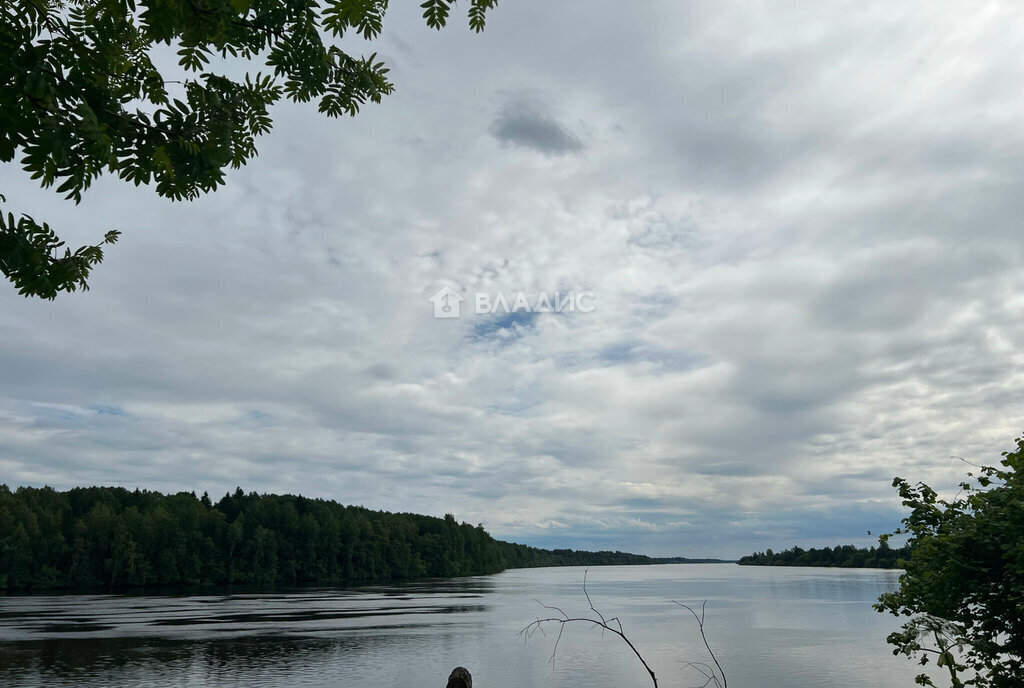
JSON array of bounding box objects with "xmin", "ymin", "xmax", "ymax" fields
[{"xmin": 2, "ymin": 0, "xmax": 1024, "ymax": 557}]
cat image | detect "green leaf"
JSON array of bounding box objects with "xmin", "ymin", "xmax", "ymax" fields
[{"xmin": 1, "ymin": 0, "xmax": 494, "ymax": 299}]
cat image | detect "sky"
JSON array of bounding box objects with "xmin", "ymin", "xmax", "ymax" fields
[{"xmin": 2, "ymin": 0, "xmax": 1024, "ymax": 558}]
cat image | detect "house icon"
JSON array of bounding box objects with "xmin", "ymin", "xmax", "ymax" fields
[{"xmin": 430, "ymin": 286, "xmax": 464, "ymax": 318}]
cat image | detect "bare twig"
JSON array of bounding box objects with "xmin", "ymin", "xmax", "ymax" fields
[
  {"xmin": 950, "ymin": 455, "xmax": 986, "ymax": 470},
  {"xmin": 672, "ymin": 600, "xmax": 727, "ymax": 688},
  {"xmin": 518, "ymin": 570, "xmax": 660, "ymax": 687},
  {"xmin": 518, "ymin": 572, "xmax": 730, "ymax": 688}
]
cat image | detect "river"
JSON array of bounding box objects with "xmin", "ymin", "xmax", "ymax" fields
[{"xmin": 0, "ymin": 563, "xmax": 938, "ymax": 687}]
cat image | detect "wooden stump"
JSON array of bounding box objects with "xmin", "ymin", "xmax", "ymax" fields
[{"xmin": 446, "ymin": 666, "xmax": 472, "ymax": 688}]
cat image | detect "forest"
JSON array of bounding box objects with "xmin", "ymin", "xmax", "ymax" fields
[
  {"xmin": 0, "ymin": 485, "xmax": 694, "ymax": 591},
  {"xmin": 737, "ymin": 543, "xmax": 911, "ymax": 569}
]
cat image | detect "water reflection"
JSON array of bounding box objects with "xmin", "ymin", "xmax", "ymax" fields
[
  {"xmin": 0, "ymin": 566, "xmax": 936, "ymax": 688},
  {"xmin": 0, "ymin": 578, "xmax": 495, "ymax": 642}
]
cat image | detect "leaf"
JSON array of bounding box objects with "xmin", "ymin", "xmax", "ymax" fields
[{"xmin": 3, "ymin": 0, "xmax": 491, "ymax": 299}]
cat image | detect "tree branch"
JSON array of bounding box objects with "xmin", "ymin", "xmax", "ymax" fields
[
  {"xmin": 518, "ymin": 571, "xmax": 659, "ymax": 687},
  {"xmin": 518, "ymin": 571, "xmax": 730, "ymax": 688},
  {"xmin": 673, "ymin": 600, "xmax": 727, "ymax": 688}
]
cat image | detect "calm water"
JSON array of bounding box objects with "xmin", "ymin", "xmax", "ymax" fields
[{"xmin": 0, "ymin": 564, "xmax": 938, "ymax": 687}]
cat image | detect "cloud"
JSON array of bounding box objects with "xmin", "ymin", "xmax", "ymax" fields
[
  {"xmin": 2, "ymin": 0, "xmax": 1024, "ymax": 558},
  {"xmin": 490, "ymin": 98, "xmax": 583, "ymax": 155}
]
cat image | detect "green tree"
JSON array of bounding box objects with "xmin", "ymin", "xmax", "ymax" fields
[
  {"xmin": 875, "ymin": 437, "xmax": 1024, "ymax": 687},
  {"xmin": 0, "ymin": 0, "xmax": 497, "ymax": 299}
]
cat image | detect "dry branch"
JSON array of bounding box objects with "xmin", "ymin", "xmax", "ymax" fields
[{"xmin": 517, "ymin": 571, "xmax": 729, "ymax": 688}]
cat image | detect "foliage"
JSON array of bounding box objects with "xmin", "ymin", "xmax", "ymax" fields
[
  {"xmin": 738, "ymin": 542, "xmax": 911, "ymax": 569},
  {"xmin": 0, "ymin": 0, "xmax": 497, "ymax": 298},
  {"xmin": 0, "ymin": 193, "xmax": 121, "ymax": 298},
  {"xmin": 0, "ymin": 484, "xmax": 670, "ymax": 591},
  {"xmin": 874, "ymin": 437, "xmax": 1024, "ymax": 687}
]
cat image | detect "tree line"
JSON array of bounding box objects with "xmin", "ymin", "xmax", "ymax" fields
[
  {"xmin": 0, "ymin": 485, "xmax": 684, "ymax": 591},
  {"xmin": 737, "ymin": 542, "xmax": 911, "ymax": 569}
]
